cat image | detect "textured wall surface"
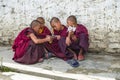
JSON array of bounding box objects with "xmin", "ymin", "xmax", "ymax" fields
[{"xmin": 0, "ymin": 0, "xmax": 120, "ymax": 53}]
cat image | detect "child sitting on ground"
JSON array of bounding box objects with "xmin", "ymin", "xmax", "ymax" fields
[
  {"xmin": 50, "ymin": 17, "xmax": 79, "ymax": 67},
  {"xmin": 12, "ymin": 20, "xmax": 52, "ymax": 64},
  {"xmin": 66, "ymin": 15, "xmax": 89, "ymax": 60}
]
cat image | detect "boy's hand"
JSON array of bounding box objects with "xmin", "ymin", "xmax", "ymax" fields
[
  {"xmin": 56, "ymin": 35, "xmax": 61, "ymax": 40},
  {"xmin": 66, "ymin": 37, "xmax": 71, "ymax": 46},
  {"xmin": 46, "ymin": 35, "xmax": 52, "ymax": 42},
  {"xmin": 70, "ymin": 31, "xmax": 74, "ymax": 35},
  {"xmin": 71, "ymin": 35, "xmax": 77, "ymax": 41}
]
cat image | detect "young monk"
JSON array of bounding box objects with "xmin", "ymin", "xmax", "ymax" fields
[
  {"xmin": 36, "ymin": 17, "xmax": 55, "ymax": 58},
  {"xmin": 12, "ymin": 20, "xmax": 52, "ymax": 64},
  {"xmin": 37, "ymin": 17, "xmax": 51, "ymax": 38},
  {"xmin": 50, "ymin": 17, "xmax": 79, "ymax": 67},
  {"xmin": 66, "ymin": 15, "xmax": 89, "ymax": 60}
]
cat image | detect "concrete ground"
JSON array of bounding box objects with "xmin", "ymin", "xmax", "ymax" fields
[
  {"xmin": 0, "ymin": 46, "xmax": 120, "ymax": 80},
  {"xmin": 0, "ymin": 72, "xmax": 54, "ymax": 80}
]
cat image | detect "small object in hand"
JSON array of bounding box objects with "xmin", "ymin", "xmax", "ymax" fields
[
  {"xmin": 49, "ymin": 35, "xmax": 56, "ymax": 43},
  {"xmin": 49, "ymin": 40, "xmax": 52, "ymax": 43},
  {"xmin": 51, "ymin": 35, "xmax": 57, "ymax": 38},
  {"xmin": 67, "ymin": 26, "xmax": 73, "ymax": 32}
]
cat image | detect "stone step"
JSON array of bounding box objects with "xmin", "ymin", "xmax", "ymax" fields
[
  {"xmin": 2, "ymin": 72, "xmax": 54, "ymax": 80},
  {"xmin": 3, "ymin": 62, "xmax": 115, "ymax": 80}
]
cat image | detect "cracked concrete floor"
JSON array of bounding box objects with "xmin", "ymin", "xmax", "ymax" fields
[{"xmin": 0, "ymin": 46, "xmax": 120, "ymax": 80}]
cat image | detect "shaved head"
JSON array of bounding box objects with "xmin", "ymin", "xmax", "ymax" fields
[
  {"xmin": 50, "ymin": 17, "xmax": 60, "ymax": 27},
  {"xmin": 37, "ymin": 17, "xmax": 45, "ymax": 24},
  {"xmin": 50, "ymin": 17, "xmax": 60, "ymax": 24},
  {"xmin": 30, "ymin": 20, "xmax": 41, "ymax": 28},
  {"xmin": 67, "ymin": 15, "xmax": 77, "ymax": 24}
]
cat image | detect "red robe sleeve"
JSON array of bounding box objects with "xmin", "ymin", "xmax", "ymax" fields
[{"xmin": 75, "ymin": 24, "xmax": 88, "ymax": 38}]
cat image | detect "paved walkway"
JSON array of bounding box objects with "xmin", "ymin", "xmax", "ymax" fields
[
  {"xmin": 0, "ymin": 72, "xmax": 53, "ymax": 80},
  {"xmin": 0, "ymin": 46, "xmax": 120, "ymax": 80}
]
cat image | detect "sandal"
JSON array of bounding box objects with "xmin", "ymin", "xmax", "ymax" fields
[
  {"xmin": 66, "ymin": 59, "xmax": 79, "ymax": 67},
  {"xmin": 45, "ymin": 52, "xmax": 54, "ymax": 59}
]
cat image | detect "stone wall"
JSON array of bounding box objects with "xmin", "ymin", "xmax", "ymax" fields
[{"xmin": 0, "ymin": 0, "xmax": 120, "ymax": 53}]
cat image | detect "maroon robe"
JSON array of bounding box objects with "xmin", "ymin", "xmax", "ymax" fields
[
  {"xmin": 12, "ymin": 27, "xmax": 46, "ymax": 64},
  {"xmin": 69, "ymin": 24, "xmax": 89, "ymax": 53},
  {"xmin": 48, "ymin": 25, "xmax": 73, "ymax": 61},
  {"xmin": 38, "ymin": 26, "xmax": 51, "ymax": 38},
  {"xmin": 36, "ymin": 26, "xmax": 72, "ymax": 61},
  {"xmin": 54, "ymin": 26, "xmax": 68, "ymax": 37}
]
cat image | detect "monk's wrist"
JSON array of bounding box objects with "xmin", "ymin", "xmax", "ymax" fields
[
  {"xmin": 44, "ymin": 38, "xmax": 49, "ymax": 42},
  {"xmin": 66, "ymin": 36, "xmax": 70, "ymax": 39}
]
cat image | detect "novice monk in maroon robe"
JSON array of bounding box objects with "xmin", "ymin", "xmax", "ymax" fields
[
  {"xmin": 50, "ymin": 17, "xmax": 79, "ymax": 67},
  {"xmin": 12, "ymin": 20, "xmax": 52, "ymax": 64},
  {"xmin": 66, "ymin": 15, "xmax": 89, "ymax": 60},
  {"xmin": 37, "ymin": 17, "xmax": 51, "ymax": 38},
  {"xmin": 36, "ymin": 17, "xmax": 55, "ymax": 58}
]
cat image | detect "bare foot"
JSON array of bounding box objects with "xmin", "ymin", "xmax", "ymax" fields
[
  {"xmin": 38, "ymin": 58, "xmax": 44, "ymax": 62},
  {"xmin": 78, "ymin": 54, "xmax": 85, "ymax": 61},
  {"xmin": 78, "ymin": 48, "xmax": 85, "ymax": 61}
]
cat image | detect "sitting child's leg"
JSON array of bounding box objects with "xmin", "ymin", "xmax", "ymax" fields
[
  {"xmin": 78, "ymin": 48, "xmax": 85, "ymax": 60},
  {"xmin": 67, "ymin": 48, "xmax": 77, "ymax": 60}
]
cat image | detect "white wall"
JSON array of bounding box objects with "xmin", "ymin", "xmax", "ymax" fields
[{"xmin": 0, "ymin": 0, "xmax": 120, "ymax": 53}]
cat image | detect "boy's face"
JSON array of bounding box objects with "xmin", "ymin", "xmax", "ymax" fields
[
  {"xmin": 52, "ymin": 21, "xmax": 61, "ymax": 31},
  {"xmin": 67, "ymin": 20, "xmax": 74, "ymax": 27},
  {"xmin": 33, "ymin": 25, "xmax": 41, "ymax": 33},
  {"xmin": 40, "ymin": 23, "xmax": 45, "ymax": 28}
]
